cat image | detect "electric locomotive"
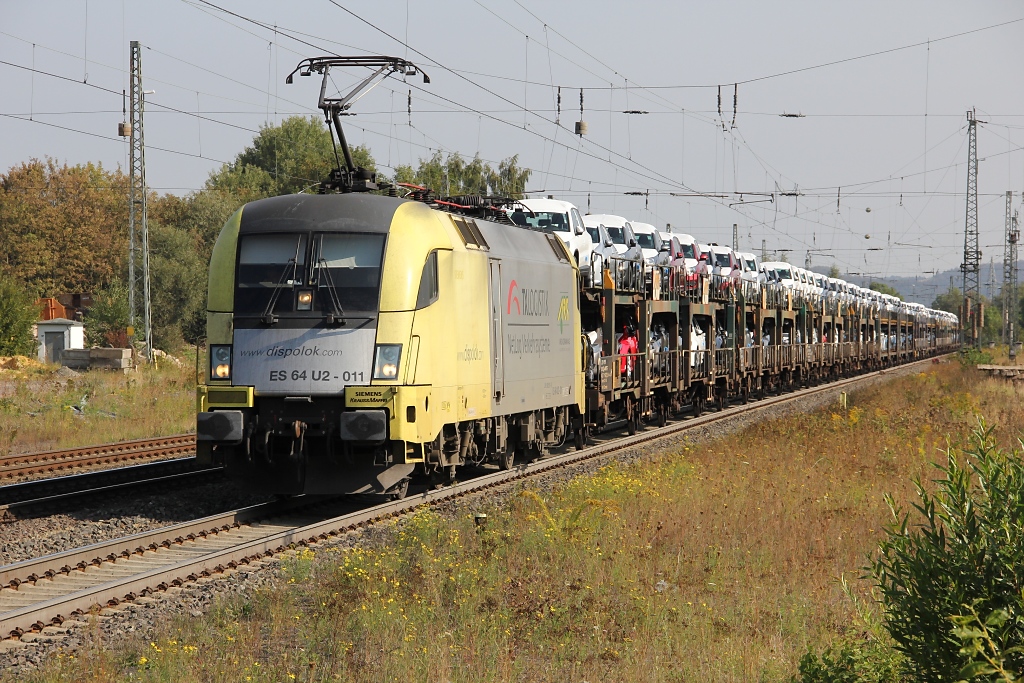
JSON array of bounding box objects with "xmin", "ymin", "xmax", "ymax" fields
[{"xmin": 197, "ymin": 189, "xmax": 585, "ymax": 496}]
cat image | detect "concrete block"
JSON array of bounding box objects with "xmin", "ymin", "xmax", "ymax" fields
[{"xmin": 90, "ymin": 348, "xmax": 132, "ymax": 360}]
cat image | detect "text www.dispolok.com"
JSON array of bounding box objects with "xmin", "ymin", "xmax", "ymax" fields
[{"xmin": 239, "ymin": 346, "xmax": 342, "ymax": 359}]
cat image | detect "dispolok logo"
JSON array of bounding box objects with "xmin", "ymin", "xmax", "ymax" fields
[
  {"xmin": 557, "ymin": 294, "xmax": 570, "ymax": 333},
  {"xmin": 457, "ymin": 344, "xmax": 483, "ymax": 362},
  {"xmin": 507, "ymin": 279, "xmax": 520, "ymax": 315}
]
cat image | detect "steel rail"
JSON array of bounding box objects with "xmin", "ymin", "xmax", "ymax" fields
[
  {"xmin": 0, "ymin": 435, "xmax": 196, "ymax": 481},
  {"xmin": 0, "ymin": 356, "xmax": 945, "ymax": 639},
  {"xmin": 0, "ymin": 459, "xmax": 224, "ymax": 522}
]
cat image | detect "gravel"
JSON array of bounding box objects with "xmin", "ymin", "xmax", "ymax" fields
[{"xmin": 0, "ymin": 360, "xmax": 939, "ymax": 676}]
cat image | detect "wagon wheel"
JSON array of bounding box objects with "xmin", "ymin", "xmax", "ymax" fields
[
  {"xmin": 657, "ymin": 406, "xmax": 667, "ymax": 428},
  {"xmin": 496, "ymin": 446, "xmax": 515, "ymax": 471},
  {"xmin": 691, "ymin": 387, "xmax": 704, "ymax": 417},
  {"xmin": 625, "ymin": 397, "xmax": 637, "ymax": 435}
]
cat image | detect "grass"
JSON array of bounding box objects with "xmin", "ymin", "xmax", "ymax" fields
[
  {"xmin": 11, "ymin": 360, "xmax": 1024, "ymax": 682},
  {"xmin": 0, "ymin": 353, "xmax": 199, "ymax": 455}
]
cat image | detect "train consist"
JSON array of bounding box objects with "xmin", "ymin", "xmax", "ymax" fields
[
  {"xmin": 194, "ymin": 56, "xmax": 960, "ymax": 497},
  {"xmin": 195, "ymin": 190, "xmax": 959, "ymax": 496}
]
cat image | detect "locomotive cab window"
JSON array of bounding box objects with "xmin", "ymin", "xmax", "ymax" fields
[
  {"xmin": 415, "ymin": 250, "xmax": 439, "ymax": 309},
  {"xmin": 311, "ymin": 233, "xmax": 386, "ymax": 314},
  {"xmin": 235, "ymin": 234, "xmax": 307, "ymax": 315}
]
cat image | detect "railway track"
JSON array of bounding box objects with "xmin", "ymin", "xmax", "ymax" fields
[
  {"xmin": 0, "ymin": 458, "xmax": 224, "ymax": 523},
  {"xmin": 0, "ymin": 357, "xmax": 942, "ymax": 641},
  {"xmin": 0, "ymin": 434, "xmax": 196, "ymax": 484}
]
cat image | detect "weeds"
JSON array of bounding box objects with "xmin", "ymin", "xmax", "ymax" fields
[
  {"xmin": 0, "ymin": 355, "xmax": 197, "ymax": 453},
  {"xmin": 11, "ymin": 361, "xmax": 1024, "ymax": 682}
]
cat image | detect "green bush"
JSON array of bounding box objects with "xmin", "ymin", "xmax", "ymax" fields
[
  {"xmin": 83, "ymin": 280, "xmax": 132, "ymax": 347},
  {"xmin": 0, "ymin": 273, "xmax": 38, "ymax": 356},
  {"xmin": 959, "ymin": 347, "xmax": 994, "ymax": 367},
  {"xmin": 871, "ymin": 425, "xmax": 1024, "ymax": 681},
  {"xmin": 796, "ymin": 638, "xmax": 903, "ymax": 683}
]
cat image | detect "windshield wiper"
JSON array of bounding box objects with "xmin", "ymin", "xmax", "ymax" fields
[
  {"xmin": 313, "ymin": 257, "xmax": 347, "ymax": 326},
  {"xmin": 261, "ymin": 240, "xmax": 303, "ymax": 325}
]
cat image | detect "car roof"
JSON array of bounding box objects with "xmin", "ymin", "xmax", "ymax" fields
[
  {"xmin": 584, "ymin": 213, "xmax": 629, "ymax": 228},
  {"xmin": 518, "ymin": 197, "xmax": 578, "ymax": 213},
  {"xmin": 630, "ymin": 221, "xmax": 658, "ymax": 234}
]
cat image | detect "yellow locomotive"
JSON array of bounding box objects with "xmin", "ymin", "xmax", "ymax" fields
[{"xmin": 197, "ymin": 192, "xmax": 585, "ymax": 496}]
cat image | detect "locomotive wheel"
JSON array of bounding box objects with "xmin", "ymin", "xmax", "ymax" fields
[
  {"xmin": 574, "ymin": 429, "xmax": 585, "ymax": 451},
  {"xmin": 389, "ymin": 478, "xmax": 410, "ymax": 500}
]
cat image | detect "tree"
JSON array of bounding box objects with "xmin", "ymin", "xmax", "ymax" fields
[
  {"xmin": 150, "ymin": 188, "xmax": 242, "ymax": 267},
  {"xmin": 147, "ymin": 220, "xmax": 207, "ymax": 350},
  {"xmin": 869, "ymin": 282, "xmax": 903, "ymax": 300},
  {"xmin": 207, "ymin": 115, "xmax": 377, "ymax": 197},
  {"xmin": 828, "ymin": 265, "xmax": 841, "ymax": 278},
  {"xmin": 404, "ymin": 151, "xmax": 531, "ymax": 198},
  {"xmin": 83, "ymin": 280, "xmax": 131, "ymax": 348},
  {"xmin": 932, "ymin": 288, "xmax": 962, "ymax": 315},
  {"xmin": 0, "ymin": 273, "xmax": 38, "ymax": 356},
  {"xmin": 0, "ymin": 159, "xmax": 128, "ymax": 295}
]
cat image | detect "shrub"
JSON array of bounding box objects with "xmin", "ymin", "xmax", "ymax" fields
[
  {"xmin": 0, "ymin": 273, "xmax": 37, "ymax": 356},
  {"xmin": 871, "ymin": 424, "xmax": 1024, "ymax": 681},
  {"xmin": 959, "ymin": 346, "xmax": 994, "ymax": 367},
  {"xmin": 796, "ymin": 638, "xmax": 903, "ymax": 683},
  {"xmin": 84, "ymin": 280, "xmax": 132, "ymax": 347}
]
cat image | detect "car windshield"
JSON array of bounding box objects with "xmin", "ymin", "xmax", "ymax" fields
[
  {"xmin": 679, "ymin": 243, "xmax": 696, "ymax": 259},
  {"xmin": 509, "ymin": 210, "xmax": 570, "ymax": 233},
  {"xmin": 586, "ymin": 226, "xmax": 602, "ymax": 243},
  {"xmin": 745, "ymin": 259, "xmax": 757, "ymax": 270},
  {"xmin": 714, "ymin": 253, "xmax": 732, "ymax": 267},
  {"xmin": 635, "ymin": 232, "xmax": 657, "ymax": 249},
  {"xmin": 776, "ymin": 268, "xmax": 792, "ymax": 280},
  {"xmin": 606, "ymin": 227, "xmax": 626, "ymax": 244}
]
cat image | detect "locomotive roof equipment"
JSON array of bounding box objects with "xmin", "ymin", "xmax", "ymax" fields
[{"xmin": 286, "ymin": 56, "xmax": 429, "ymax": 194}]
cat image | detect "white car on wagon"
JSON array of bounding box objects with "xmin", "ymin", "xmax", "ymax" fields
[{"xmin": 510, "ymin": 198, "xmax": 594, "ymax": 282}]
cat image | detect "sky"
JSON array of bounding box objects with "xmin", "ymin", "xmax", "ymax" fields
[{"xmin": 2, "ymin": 0, "xmax": 1023, "ymax": 289}]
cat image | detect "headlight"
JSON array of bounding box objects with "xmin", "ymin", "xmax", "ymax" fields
[
  {"xmin": 210, "ymin": 344, "xmax": 232, "ymax": 381},
  {"xmin": 372, "ymin": 344, "xmax": 402, "ymax": 380},
  {"xmin": 296, "ymin": 289, "xmax": 313, "ymax": 311}
]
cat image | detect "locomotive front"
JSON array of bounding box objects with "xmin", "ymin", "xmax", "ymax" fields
[{"xmin": 196, "ymin": 192, "xmax": 450, "ymax": 495}]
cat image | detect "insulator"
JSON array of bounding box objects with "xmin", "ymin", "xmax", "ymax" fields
[{"xmin": 575, "ymin": 120, "xmax": 588, "ymax": 136}]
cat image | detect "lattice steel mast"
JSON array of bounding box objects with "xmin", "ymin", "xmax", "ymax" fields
[
  {"xmin": 1003, "ymin": 191, "xmax": 1014, "ymax": 342},
  {"xmin": 1010, "ymin": 209, "xmax": 1020, "ymax": 360},
  {"xmin": 128, "ymin": 40, "xmax": 152, "ymax": 361},
  {"xmin": 961, "ymin": 109, "xmax": 981, "ymax": 348}
]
